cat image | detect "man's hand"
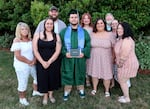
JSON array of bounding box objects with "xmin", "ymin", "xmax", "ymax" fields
[{"xmin": 66, "ymin": 53, "xmax": 72, "ymax": 58}]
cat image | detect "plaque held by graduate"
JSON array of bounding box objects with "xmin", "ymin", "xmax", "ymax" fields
[{"xmin": 69, "ymin": 49, "xmax": 81, "ymax": 57}]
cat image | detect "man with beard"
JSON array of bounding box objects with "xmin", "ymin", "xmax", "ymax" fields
[
  {"xmin": 105, "ymin": 13, "xmax": 114, "ymax": 32},
  {"xmin": 59, "ymin": 9, "xmax": 91, "ymax": 101},
  {"xmin": 34, "ymin": 6, "xmax": 66, "ymax": 34}
]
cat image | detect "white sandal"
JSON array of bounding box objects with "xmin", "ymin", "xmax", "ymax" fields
[
  {"xmin": 49, "ymin": 97, "xmax": 56, "ymax": 103},
  {"xmin": 118, "ymin": 97, "xmax": 130, "ymax": 103},
  {"xmin": 91, "ymin": 90, "xmax": 96, "ymax": 95},
  {"xmin": 19, "ymin": 98, "xmax": 29, "ymax": 106},
  {"xmin": 42, "ymin": 99, "xmax": 48, "ymax": 105},
  {"xmin": 105, "ymin": 92, "xmax": 110, "ymax": 97}
]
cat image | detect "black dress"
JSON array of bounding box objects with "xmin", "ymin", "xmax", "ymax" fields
[{"xmin": 36, "ymin": 38, "xmax": 61, "ymax": 93}]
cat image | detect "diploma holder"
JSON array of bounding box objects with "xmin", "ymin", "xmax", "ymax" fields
[{"xmin": 69, "ymin": 48, "xmax": 81, "ymax": 57}]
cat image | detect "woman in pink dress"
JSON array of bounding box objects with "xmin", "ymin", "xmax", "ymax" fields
[
  {"xmin": 114, "ymin": 22, "xmax": 139, "ymax": 103},
  {"xmin": 111, "ymin": 20, "xmax": 131, "ymax": 88},
  {"xmin": 81, "ymin": 13, "xmax": 93, "ymax": 34},
  {"xmin": 81, "ymin": 13, "xmax": 93, "ymax": 87},
  {"xmin": 87, "ymin": 18, "xmax": 115, "ymax": 97}
]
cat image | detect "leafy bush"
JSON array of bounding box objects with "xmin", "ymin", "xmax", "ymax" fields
[
  {"xmin": 135, "ymin": 36, "xmax": 150, "ymax": 70},
  {"xmin": 58, "ymin": 0, "xmax": 150, "ymax": 35},
  {"xmin": 1, "ymin": 0, "xmax": 150, "ymax": 35},
  {"xmin": 58, "ymin": 0, "xmax": 97, "ymax": 25},
  {"xmin": 0, "ymin": 0, "xmax": 32, "ymax": 35},
  {"xmin": 0, "ymin": 33, "xmax": 14, "ymax": 48},
  {"xmin": 30, "ymin": 0, "xmax": 50, "ymax": 27}
]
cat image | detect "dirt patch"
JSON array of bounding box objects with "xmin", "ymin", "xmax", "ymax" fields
[
  {"xmin": 0, "ymin": 47, "xmax": 10, "ymax": 52},
  {"xmin": 138, "ymin": 69, "xmax": 150, "ymax": 74}
]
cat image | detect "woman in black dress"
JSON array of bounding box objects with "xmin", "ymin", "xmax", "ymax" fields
[{"xmin": 33, "ymin": 18, "xmax": 61, "ymax": 105}]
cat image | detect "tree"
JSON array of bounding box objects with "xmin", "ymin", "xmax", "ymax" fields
[
  {"xmin": 0, "ymin": 0, "xmax": 150, "ymax": 35},
  {"xmin": 0, "ymin": 0, "xmax": 32, "ymax": 35},
  {"xmin": 30, "ymin": 0, "xmax": 49, "ymax": 27}
]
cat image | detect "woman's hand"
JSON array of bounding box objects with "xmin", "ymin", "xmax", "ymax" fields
[
  {"xmin": 29, "ymin": 58, "xmax": 36, "ymax": 66},
  {"xmin": 41, "ymin": 61, "xmax": 50, "ymax": 69}
]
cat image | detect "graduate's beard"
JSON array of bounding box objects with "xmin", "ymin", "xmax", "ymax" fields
[{"xmin": 70, "ymin": 23, "xmax": 78, "ymax": 26}]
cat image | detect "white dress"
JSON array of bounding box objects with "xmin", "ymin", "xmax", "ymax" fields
[
  {"xmin": 11, "ymin": 41, "xmax": 34, "ymax": 70},
  {"xmin": 10, "ymin": 41, "xmax": 37, "ymax": 91}
]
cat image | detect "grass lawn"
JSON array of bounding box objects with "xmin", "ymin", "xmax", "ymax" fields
[{"xmin": 0, "ymin": 50, "xmax": 150, "ymax": 109}]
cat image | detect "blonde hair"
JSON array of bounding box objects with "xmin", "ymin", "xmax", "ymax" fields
[{"xmin": 15, "ymin": 22, "xmax": 31, "ymax": 39}]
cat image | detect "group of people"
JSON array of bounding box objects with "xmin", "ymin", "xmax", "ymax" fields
[{"xmin": 10, "ymin": 6, "xmax": 139, "ymax": 106}]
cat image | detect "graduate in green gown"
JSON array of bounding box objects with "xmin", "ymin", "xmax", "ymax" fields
[{"xmin": 59, "ymin": 9, "xmax": 91, "ymax": 101}]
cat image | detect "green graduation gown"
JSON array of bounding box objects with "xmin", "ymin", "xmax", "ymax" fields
[{"xmin": 60, "ymin": 28, "xmax": 91, "ymax": 85}]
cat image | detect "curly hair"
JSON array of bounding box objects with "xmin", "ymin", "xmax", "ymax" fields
[{"xmin": 117, "ymin": 22, "xmax": 134, "ymax": 40}]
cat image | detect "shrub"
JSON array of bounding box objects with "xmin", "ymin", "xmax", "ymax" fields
[
  {"xmin": 58, "ymin": 0, "xmax": 150, "ymax": 36},
  {"xmin": 1, "ymin": 0, "xmax": 150, "ymax": 35},
  {"xmin": 135, "ymin": 36, "xmax": 150, "ymax": 70},
  {"xmin": 59, "ymin": 0, "xmax": 96, "ymax": 24},
  {"xmin": 30, "ymin": 0, "xmax": 50, "ymax": 27},
  {"xmin": 0, "ymin": 33, "xmax": 14, "ymax": 48},
  {"xmin": 0, "ymin": 0, "xmax": 32, "ymax": 35}
]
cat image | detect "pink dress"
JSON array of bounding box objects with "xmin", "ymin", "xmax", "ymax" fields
[
  {"xmin": 87, "ymin": 32, "xmax": 115, "ymax": 80},
  {"xmin": 114, "ymin": 37, "xmax": 139, "ymax": 78}
]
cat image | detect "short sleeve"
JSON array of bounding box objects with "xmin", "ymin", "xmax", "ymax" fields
[
  {"xmin": 120, "ymin": 38, "xmax": 132, "ymax": 60},
  {"xmin": 10, "ymin": 42, "xmax": 21, "ymax": 52},
  {"xmin": 109, "ymin": 32, "xmax": 116, "ymax": 47}
]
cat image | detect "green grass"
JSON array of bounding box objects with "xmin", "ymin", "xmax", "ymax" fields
[{"xmin": 0, "ymin": 50, "xmax": 150, "ymax": 109}]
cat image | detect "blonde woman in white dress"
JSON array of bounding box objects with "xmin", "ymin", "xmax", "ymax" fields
[{"xmin": 10, "ymin": 22, "xmax": 42, "ymax": 106}]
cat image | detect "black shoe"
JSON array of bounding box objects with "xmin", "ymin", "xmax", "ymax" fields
[
  {"xmin": 63, "ymin": 94, "xmax": 69, "ymax": 101},
  {"xmin": 79, "ymin": 91, "xmax": 85, "ymax": 99}
]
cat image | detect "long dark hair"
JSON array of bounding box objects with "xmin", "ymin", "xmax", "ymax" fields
[
  {"xmin": 117, "ymin": 22, "xmax": 134, "ymax": 40},
  {"xmin": 93, "ymin": 18, "xmax": 107, "ymax": 33},
  {"xmin": 43, "ymin": 17, "xmax": 57, "ymax": 41}
]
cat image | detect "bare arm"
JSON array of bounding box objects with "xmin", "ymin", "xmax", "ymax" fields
[
  {"xmin": 32, "ymin": 33, "xmax": 48, "ymax": 68},
  {"xmin": 48, "ymin": 34, "xmax": 62, "ymax": 64},
  {"xmin": 13, "ymin": 38, "xmax": 32, "ymax": 64},
  {"xmin": 15, "ymin": 51, "xmax": 32, "ymax": 64},
  {"xmin": 118, "ymin": 38, "xmax": 132, "ymax": 67}
]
